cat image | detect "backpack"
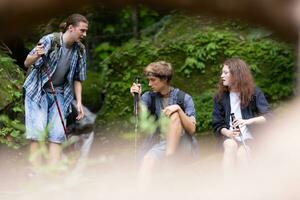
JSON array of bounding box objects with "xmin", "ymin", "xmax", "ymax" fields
[
  {"xmin": 50, "ymin": 32, "xmax": 85, "ymax": 59},
  {"xmin": 138, "ymin": 89, "xmax": 200, "ymax": 161},
  {"xmin": 66, "ymin": 100, "xmax": 96, "ymax": 136}
]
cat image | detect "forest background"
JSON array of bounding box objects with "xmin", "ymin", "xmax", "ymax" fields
[{"xmin": 0, "ymin": 4, "xmax": 296, "ymax": 148}]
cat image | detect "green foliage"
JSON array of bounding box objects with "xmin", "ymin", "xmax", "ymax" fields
[
  {"xmin": 82, "ymin": 71, "xmax": 106, "ymax": 112},
  {"xmin": 94, "ymin": 42, "xmax": 116, "ymax": 62},
  {"xmin": 181, "ymin": 30, "xmax": 238, "ymax": 77},
  {"xmin": 0, "ymin": 52, "xmax": 26, "ymax": 148},
  {"xmin": 0, "ymin": 115, "xmax": 26, "ymax": 148},
  {"xmin": 138, "ymin": 104, "xmax": 170, "ymax": 138},
  {"xmin": 94, "ymin": 14, "xmax": 296, "ymax": 135},
  {"xmin": 194, "ymin": 90, "xmax": 215, "ymax": 133}
]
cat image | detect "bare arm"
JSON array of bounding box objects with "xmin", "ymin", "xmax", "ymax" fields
[
  {"xmin": 74, "ymin": 80, "xmax": 84, "ymax": 120},
  {"xmin": 220, "ymin": 127, "xmax": 240, "ymax": 138},
  {"xmin": 24, "ymin": 44, "xmax": 45, "ymax": 68},
  {"xmin": 163, "ymin": 105, "xmax": 196, "ymax": 135},
  {"xmin": 177, "ymin": 107, "xmax": 196, "ymax": 134},
  {"xmin": 221, "ymin": 116, "xmax": 266, "ymax": 138},
  {"xmin": 24, "ymin": 54, "xmax": 39, "ymax": 68},
  {"xmin": 233, "ymin": 116, "xmax": 266, "ymax": 128}
]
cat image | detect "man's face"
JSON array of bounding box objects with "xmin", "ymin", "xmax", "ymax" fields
[
  {"xmin": 70, "ymin": 22, "xmax": 88, "ymax": 42},
  {"xmin": 147, "ymin": 76, "xmax": 167, "ymax": 92}
]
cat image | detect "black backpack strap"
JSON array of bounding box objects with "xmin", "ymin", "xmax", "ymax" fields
[
  {"xmin": 149, "ymin": 92, "xmax": 159, "ymax": 120},
  {"xmin": 176, "ymin": 89, "xmax": 186, "ymax": 112},
  {"xmin": 149, "ymin": 90, "xmax": 186, "ymax": 118}
]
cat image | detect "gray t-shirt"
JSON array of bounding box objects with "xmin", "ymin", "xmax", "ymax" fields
[{"xmin": 44, "ymin": 43, "xmax": 72, "ymax": 91}]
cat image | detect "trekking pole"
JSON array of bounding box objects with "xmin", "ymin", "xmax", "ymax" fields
[
  {"xmin": 133, "ymin": 77, "xmax": 140, "ymax": 162},
  {"xmin": 230, "ymin": 113, "xmax": 249, "ymax": 156},
  {"xmin": 40, "ymin": 53, "xmax": 68, "ymax": 140}
]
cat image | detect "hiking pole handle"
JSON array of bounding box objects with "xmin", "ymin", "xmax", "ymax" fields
[
  {"xmin": 133, "ymin": 76, "xmax": 140, "ymax": 95},
  {"xmin": 133, "ymin": 77, "xmax": 140, "ymax": 116}
]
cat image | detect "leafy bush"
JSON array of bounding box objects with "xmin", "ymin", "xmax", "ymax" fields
[
  {"xmin": 194, "ymin": 90, "xmax": 215, "ymax": 133},
  {"xmin": 95, "ymin": 14, "xmax": 296, "ymax": 135},
  {"xmin": 0, "ymin": 53, "xmax": 26, "ymax": 148}
]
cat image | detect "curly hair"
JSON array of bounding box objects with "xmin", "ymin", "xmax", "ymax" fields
[{"xmin": 217, "ymin": 58, "xmax": 255, "ymax": 107}]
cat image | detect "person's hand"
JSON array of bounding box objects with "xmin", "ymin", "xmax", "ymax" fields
[
  {"xmin": 226, "ymin": 129, "xmax": 241, "ymax": 138},
  {"xmin": 162, "ymin": 105, "xmax": 180, "ymax": 117},
  {"xmin": 35, "ymin": 43, "xmax": 45, "ymax": 58},
  {"xmin": 130, "ymin": 83, "xmax": 141, "ymax": 96},
  {"xmin": 76, "ymin": 101, "xmax": 85, "ymax": 120},
  {"xmin": 232, "ymin": 118, "xmax": 252, "ymax": 128}
]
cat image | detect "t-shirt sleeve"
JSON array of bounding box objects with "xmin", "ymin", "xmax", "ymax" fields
[
  {"xmin": 73, "ymin": 48, "xmax": 87, "ymax": 81},
  {"xmin": 183, "ymin": 94, "xmax": 196, "ymax": 123}
]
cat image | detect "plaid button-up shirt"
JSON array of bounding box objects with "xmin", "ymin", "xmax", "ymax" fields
[{"xmin": 23, "ymin": 33, "xmax": 87, "ymax": 114}]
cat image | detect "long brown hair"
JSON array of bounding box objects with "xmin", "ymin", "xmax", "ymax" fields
[
  {"xmin": 217, "ymin": 58, "xmax": 255, "ymax": 107},
  {"xmin": 59, "ymin": 13, "xmax": 88, "ymax": 33}
]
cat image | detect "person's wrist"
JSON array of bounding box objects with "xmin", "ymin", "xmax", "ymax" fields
[
  {"xmin": 246, "ymin": 118, "xmax": 253, "ymax": 125},
  {"xmin": 35, "ymin": 52, "xmax": 41, "ymax": 58},
  {"xmin": 222, "ymin": 128, "xmax": 229, "ymax": 137},
  {"xmin": 226, "ymin": 129, "xmax": 232, "ymax": 137},
  {"xmin": 177, "ymin": 105, "xmax": 181, "ymax": 112}
]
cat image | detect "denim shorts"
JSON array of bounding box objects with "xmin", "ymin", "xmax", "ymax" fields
[
  {"xmin": 25, "ymin": 91, "xmax": 66, "ymax": 143},
  {"xmin": 146, "ymin": 139, "xmax": 167, "ymax": 160},
  {"xmin": 145, "ymin": 132, "xmax": 195, "ymax": 160}
]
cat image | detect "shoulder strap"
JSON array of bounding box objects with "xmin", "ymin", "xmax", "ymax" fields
[
  {"xmin": 77, "ymin": 42, "xmax": 85, "ymax": 59},
  {"xmin": 176, "ymin": 89, "xmax": 186, "ymax": 112},
  {"xmin": 50, "ymin": 32, "xmax": 85, "ymax": 57},
  {"xmin": 51, "ymin": 32, "xmax": 61, "ymax": 51},
  {"xmin": 149, "ymin": 92, "xmax": 157, "ymax": 119},
  {"xmin": 149, "ymin": 89, "xmax": 186, "ymax": 118}
]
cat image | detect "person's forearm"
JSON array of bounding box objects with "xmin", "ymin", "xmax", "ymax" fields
[
  {"xmin": 247, "ymin": 116, "xmax": 266, "ymax": 125},
  {"xmin": 221, "ymin": 128, "xmax": 230, "ymax": 137},
  {"xmin": 74, "ymin": 81, "xmax": 82, "ymax": 103},
  {"xmin": 24, "ymin": 54, "xmax": 40, "ymax": 68},
  {"xmin": 178, "ymin": 109, "xmax": 196, "ymax": 134}
]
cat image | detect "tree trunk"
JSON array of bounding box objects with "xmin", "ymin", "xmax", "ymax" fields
[{"xmin": 132, "ymin": 5, "xmax": 140, "ymax": 40}]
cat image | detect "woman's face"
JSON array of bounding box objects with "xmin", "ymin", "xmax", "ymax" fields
[{"xmin": 221, "ymin": 64, "xmax": 231, "ymax": 87}]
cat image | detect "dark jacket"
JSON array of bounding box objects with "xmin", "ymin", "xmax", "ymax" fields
[{"xmin": 212, "ymin": 87, "xmax": 270, "ymax": 138}]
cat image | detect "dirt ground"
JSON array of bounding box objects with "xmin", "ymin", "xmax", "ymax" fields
[{"xmin": 0, "ymin": 130, "xmax": 222, "ymax": 200}]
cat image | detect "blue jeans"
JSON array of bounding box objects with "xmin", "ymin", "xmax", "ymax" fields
[{"xmin": 25, "ymin": 91, "xmax": 66, "ymax": 143}]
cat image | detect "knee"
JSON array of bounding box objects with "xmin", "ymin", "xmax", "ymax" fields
[
  {"xmin": 236, "ymin": 146, "xmax": 248, "ymax": 159},
  {"xmin": 223, "ymin": 139, "xmax": 238, "ymax": 152},
  {"xmin": 141, "ymin": 154, "xmax": 157, "ymax": 170},
  {"xmin": 170, "ymin": 112, "xmax": 180, "ymax": 124}
]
